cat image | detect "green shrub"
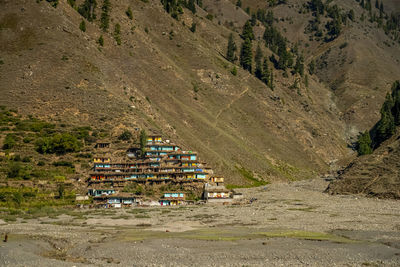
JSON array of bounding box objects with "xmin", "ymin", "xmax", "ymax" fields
[
  {"xmin": 3, "ymin": 134, "xmax": 17, "ymax": 150},
  {"xmin": 118, "ymin": 130, "xmax": 132, "ymax": 141},
  {"xmin": 126, "ymin": 7, "xmax": 133, "ymax": 19},
  {"xmin": 114, "ymin": 23, "xmax": 121, "ymax": 45},
  {"xmin": 57, "ymin": 183, "xmax": 65, "ymax": 198},
  {"xmin": 98, "ymin": 35, "xmax": 104, "ymax": 46},
  {"xmin": 12, "ymin": 155, "xmax": 22, "ymax": 161},
  {"xmin": 190, "ymin": 22, "xmax": 196, "ymax": 33},
  {"xmin": 23, "ymin": 137, "xmax": 33, "ymax": 143},
  {"xmin": 36, "ymin": 133, "xmax": 82, "ymax": 154},
  {"xmin": 52, "ymin": 161, "xmax": 75, "ymax": 168},
  {"xmin": 7, "ymin": 162, "xmax": 22, "ymax": 178},
  {"xmin": 46, "ymin": 0, "xmax": 59, "ymax": 8},
  {"xmin": 100, "ymin": 0, "xmax": 111, "ymax": 31},
  {"xmin": 78, "ymin": 0, "xmax": 97, "ymax": 22},
  {"xmin": 79, "ymin": 20, "xmax": 86, "ymax": 32},
  {"xmin": 357, "ymin": 131, "xmax": 373, "ymax": 155},
  {"xmin": 72, "ymin": 126, "xmax": 91, "ymax": 139},
  {"xmin": 231, "ymin": 66, "xmax": 237, "ymax": 76},
  {"xmin": 339, "ymin": 42, "xmax": 348, "ymax": 49},
  {"xmin": 75, "ymin": 153, "xmax": 92, "ymax": 158},
  {"xmin": 15, "ymin": 119, "xmax": 54, "ymax": 132},
  {"xmin": 67, "ymin": 0, "xmax": 75, "ymax": 7}
]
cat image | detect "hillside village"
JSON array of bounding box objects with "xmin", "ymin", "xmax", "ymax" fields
[{"xmin": 85, "ymin": 133, "xmax": 236, "ymax": 207}]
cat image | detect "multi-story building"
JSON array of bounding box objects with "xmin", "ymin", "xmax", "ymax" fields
[{"xmin": 87, "ymin": 133, "xmax": 231, "ymax": 206}]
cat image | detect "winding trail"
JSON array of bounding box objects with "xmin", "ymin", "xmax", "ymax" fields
[{"xmin": 214, "ymin": 87, "xmax": 249, "ymax": 124}]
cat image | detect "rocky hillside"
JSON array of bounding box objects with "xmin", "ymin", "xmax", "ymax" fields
[
  {"xmin": 326, "ymin": 129, "xmax": 400, "ymax": 199},
  {"xmin": 1, "ymin": 0, "xmax": 399, "ymax": 186}
]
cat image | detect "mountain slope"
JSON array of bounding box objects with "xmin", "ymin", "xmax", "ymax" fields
[{"xmin": 1, "ymin": 0, "xmax": 399, "ymax": 185}]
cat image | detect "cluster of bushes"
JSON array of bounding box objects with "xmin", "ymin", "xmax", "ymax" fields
[
  {"xmin": 36, "ymin": 133, "xmax": 82, "ymax": 154},
  {"xmin": 0, "ymin": 186, "xmax": 76, "ymax": 209},
  {"xmin": 0, "ymin": 187, "xmax": 38, "ymax": 207},
  {"xmin": 118, "ymin": 129, "xmax": 133, "ymax": 141},
  {"xmin": 3, "ymin": 134, "xmax": 17, "ymax": 150},
  {"xmin": 52, "ymin": 161, "xmax": 75, "ymax": 168},
  {"xmin": 7, "ymin": 162, "xmax": 31, "ymax": 180},
  {"xmin": 122, "ymin": 183, "xmax": 144, "ymax": 195},
  {"xmin": 15, "ymin": 119, "xmax": 55, "ymax": 132}
]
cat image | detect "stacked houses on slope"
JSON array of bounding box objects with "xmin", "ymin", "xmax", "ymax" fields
[{"xmin": 86, "ymin": 134, "xmax": 232, "ymax": 207}]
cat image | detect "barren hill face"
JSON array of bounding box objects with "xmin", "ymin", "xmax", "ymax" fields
[{"xmin": 1, "ymin": 0, "xmax": 399, "ymax": 185}]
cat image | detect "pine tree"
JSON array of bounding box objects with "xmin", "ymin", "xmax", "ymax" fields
[
  {"xmin": 357, "ymin": 131, "xmax": 373, "ymax": 155},
  {"xmin": 261, "ymin": 58, "xmax": 270, "ymax": 85},
  {"xmin": 308, "ymin": 60, "xmax": 315, "ymax": 75},
  {"xmin": 79, "ymin": 20, "xmax": 86, "ymax": 32},
  {"xmin": 391, "ymin": 80, "xmax": 400, "ymax": 125},
  {"xmin": 241, "ymin": 20, "xmax": 254, "ymax": 40},
  {"xmin": 379, "ymin": 2, "xmax": 384, "ymax": 16},
  {"xmin": 114, "ymin": 23, "xmax": 121, "ymax": 45},
  {"xmin": 126, "ymin": 6, "xmax": 133, "ymax": 20},
  {"xmin": 251, "ymin": 13, "xmax": 257, "ymax": 26},
  {"xmin": 236, "ymin": 0, "xmax": 241, "ymax": 8},
  {"xmin": 254, "ymin": 45, "xmax": 263, "ymax": 79},
  {"xmin": 231, "ymin": 66, "xmax": 237, "ymax": 76},
  {"xmin": 98, "ymin": 35, "xmax": 104, "ymax": 46},
  {"xmin": 305, "ymin": 74, "xmax": 309, "ymax": 88},
  {"xmin": 294, "ymin": 54, "xmax": 304, "ymax": 77},
  {"xmin": 375, "ymin": 0, "xmax": 379, "ymax": 9},
  {"xmin": 100, "ymin": 0, "xmax": 111, "ymax": 32},
  {"xmin": 361, "ymin": 13, "xmax": 365, "ymax": 22},
  {"xmin": 67, "ymin": 0, "xmax": 75, "ymax": 7},
  {"xmin": 265, "ymin": 10, "xmax": 274, "ymax": 26},
  {"xmin": 348, "ymin": 9, "xmax": 355, "ymax": 21},
  {"xmin": 226, "ymin": 33, "xmax": 237, "ymax": 62},
  {"xmin": 325, "ymin": 17, "xmax": 342, "ymax": 41},
  {"xmin": 161, "ymin": 0, "xmax": 181, "ymax": 18},
  {"xmin": 190, "ymin": 22, "xmax": 196, "ymax": 33},
  {"xmin": 240, "ymin": 38, "xmax": 252, "ymax": 72},
  {"xmin": 366, "ymin": 0, "xmax": 372, "ymax": 11},
  {"xmin": 187, "ymin": 0, "xmax": 196, "ymax": 14},
  {"xmin": 375, "ymin": 93, "xmax": 395, "ymax": 145},
  {"xmin": 78, "ymin": 0, "xmax": 97, "ymax": 22},
  {"xmin": 47, "ymin": 0, "xmax": 59, "ymax": 8},
  {"xmin": 269, "ymin": 68, "xmax": 274, "ymax": 90}
]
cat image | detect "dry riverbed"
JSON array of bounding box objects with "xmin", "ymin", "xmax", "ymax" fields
[{"xmin": 1, "ymin": 179, "xmax": 400, "ymax": 266}]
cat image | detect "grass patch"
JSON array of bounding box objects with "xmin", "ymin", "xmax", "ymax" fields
[
  {"xmin": 135, "ymin": 214, "xmax": 151, "ymax": 219},
  {"xmin": 287, "ymin": 207, "xmax": 317, "ymax": 212},
  {"xmin": 111, "ymin": 215, "xmax": 131, "ymax": 220},
  {"xmin": 258, "ymin": 230, "xmax": 354, "ymax": 243},
  {"xmin": 226, "ymin": 166, "xmax": 269, "ymax": 189},
  {"xmin": 119, "ymin": 228, "xmax": 255, "ymax": 242},
  {"xmin": 126, "ymin": 208, "xmax": 150, "ymax": 215},
  {"xmin": 118, "ymin": 227, "xmax": 354, "ymax": 243},
  {"xmin": 161, "ymin": 209, "xmax": 171, "ymax": 214}
]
